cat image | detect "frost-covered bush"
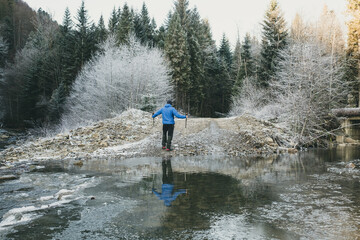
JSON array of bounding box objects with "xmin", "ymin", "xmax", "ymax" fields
[
  {"xmin": 230, "ymin": 77, "xmax": 281, "ymax": 120},
  {"xmin": 60, "ymin": 36, "xmax": 172, "ymax": 131},
  {"xmin": 231, "ymin": 41, "xmax": 349, "ymax": 145},
  {"xmin": 272, "ymin": 42, "xmax": 348, "ymax": 142}
]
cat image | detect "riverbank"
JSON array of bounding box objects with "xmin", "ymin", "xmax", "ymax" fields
[
  {"xmin": 0, "ymin": 109, "xmax": 296, "ymax": 162},
  {"xmin": 0, "ymin": 129, "xmax": 27, "ymax": 151}
]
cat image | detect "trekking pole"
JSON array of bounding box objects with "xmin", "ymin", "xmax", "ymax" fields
[{"xmin": 152, "ymin": 112, "xmax": 154, "ymax": 127}]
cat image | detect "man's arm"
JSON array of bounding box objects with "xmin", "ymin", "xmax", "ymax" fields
[
  {"xmin": 172, "ymin": 108, "xmax": 186, "ymax": 119},
  {"xmin": 152, "ymin": 188, "xmax": 162, "ymax": 200},
  {"xmin": 152, "ymin": 108, "xmax": 162, "ymax": 118},
  {"xmin": 169, "ymin": 189, "xmax": 187, "ymax": 202}
]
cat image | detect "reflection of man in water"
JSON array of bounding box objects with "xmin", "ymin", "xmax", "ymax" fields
[{"xmin": 152, "ymin": 156, "xmax": 186, "ymax": 207}]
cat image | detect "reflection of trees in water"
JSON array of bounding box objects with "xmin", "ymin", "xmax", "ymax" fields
[
  {"xmin": 239, "ymin": 153, "xmax": 326, "ymax": 202},
  {"xmin": 83, "ymin": 148, "xmax": 360, "ymax": 237}
]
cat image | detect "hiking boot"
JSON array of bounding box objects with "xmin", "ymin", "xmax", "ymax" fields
[
  {"xmin": 162, "ymin": 146, "xmax": 166, "ymax": 149},
  {"xmin": 166, "ymin": 148, "xmax": 171, "ymax": 151}
]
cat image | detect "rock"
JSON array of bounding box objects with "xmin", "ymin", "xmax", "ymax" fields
[
  {"xmin": 73, "ymin": 160, "xmax": 83, "ymax": 167},
  {"xmin": 100, "ymin": 140, "xmax": 109, "ymax": 147},
  {"xmin": 0, "ymin": 175, "xmax": 18, "ymax": 181},
  {"xmin": 0, "ymin": 134, "xmax": 9, "ymax": 139},
  {"xmin": 345, "ymin": 163, "xmax": 356, "ymax": 169},
  {"xmin": 265, "ymin": 137, "xmax": 274, "ymax": 144},
  {"xmin": 287, "ymin": 148, "xmax": 298, "ymax": 154}
]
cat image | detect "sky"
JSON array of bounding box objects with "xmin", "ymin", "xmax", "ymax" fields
[{"xmin": 23, "ymin": 0, "xmax": 348, "ymax": 47}]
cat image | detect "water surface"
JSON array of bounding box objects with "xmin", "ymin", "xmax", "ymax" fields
[{"xmin": 1, "ymin": 147, "xmax": 360, "ymax": 239}]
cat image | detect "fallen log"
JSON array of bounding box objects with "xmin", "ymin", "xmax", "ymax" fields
[{"xmin": 332, "ymin": 108, "xmax": 360, "ymax": 118}]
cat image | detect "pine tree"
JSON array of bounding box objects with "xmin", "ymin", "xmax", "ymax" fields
[
  {"xmin": 232, "ymin": 36, "xmax": 242, "ymax": 80},
  {"xmin": 58, "ymin": 7, "xmax": 77, "ymax": 94},
  {"xmin": 164, "ymin": 0, "xmax": 193, "ymax": 111},
  {"xmin": 96, "ymin": 15, "xmax": 108, "ymax": 43},
  {"xmin": 200, "ymin": 19, "xmax": 218, "ymax": 116},
  {"xmin": 165, "ymin": 11, "xmax": 191, "ymax": 110},
  {"xmin": 217, "ymin": 34, "xmax": 233, "ymax": 114},
  {"xmin": 108, "ymin": 7, "xmax": 119, "ymax": 34},
  {"xmin": 0, "ymin": 36, "xmax": 7, "ymax": 70},
  {"xmin": 0, "ymin": 36, "xmax": 8, "ymax": 119},
  {"xmin": 186, "ymin": 8, "xmax": 205, "ymax": 114},
  {"xmin": 117, "ymin": 3, "xmax": 133, "ymax": 45},
  {"xmin": 154, "ymin": 25, "xmax": 166, "ymax": 49},
  {"xmin": 218, "ymin": 34, "xmax": 232, "ymax": 69},
  {"xmin": 74, "ymin": 1, "xmax": 95, "ymax": 68},
  {"xmin": 137, "ymin": 3, "xmax": 154, "ymax": 46},
  {"xmin": 0, "ymin": 0, "xmax": 36, "ymax": 62},
  {"xmin": 150, "ymin": 18, "xmax": 157, "ymax": 47},
  {"xmin": 240, "ymin": 34, "xmax": 254, "ymax": 79},
  {"xmin": 62, "ymin": 7, "xmax": 72, "ymax": 32},
  {"xmin": 174, "ymin": 0, "xmax": 190, "ymax": 26},
  {"xmin": 259, "ymin": 0, "xmax": 288, "ymax": 87}
]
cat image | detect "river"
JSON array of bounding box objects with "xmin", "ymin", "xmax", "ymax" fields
[{"xmin": 0, "ymin": 146, "xmax": 359, "ymax": 239}]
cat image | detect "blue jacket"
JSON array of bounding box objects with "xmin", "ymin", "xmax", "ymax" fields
[
  {"xmin": 152, "ymin": 104, "xmax": 186, "ymax": 124},
  {"xmin": 152, "ymin": 184, "xmax": 187, "ymax": 207}
]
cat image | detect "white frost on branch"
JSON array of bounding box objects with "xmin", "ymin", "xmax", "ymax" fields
[
  {"xmin": 231, "ymin": 41, "xmax": 349, "ymax": 145},
  {"xmin": 60, "ymin": 35, "xmax": 172, "ymax": 131},
  {"xmin": 230, "ymin": 77, "xmax": 281, "ymax": 120},
  {"xmin": 272, "ymin": 42, "xmax": 348, "ymax": 142}
]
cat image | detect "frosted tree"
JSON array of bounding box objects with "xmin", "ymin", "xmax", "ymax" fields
[
  {"xmin": 271, "ymin": 42, "xmax": 349, "ymax": 144},
  {"xmin": 290, "ymin": 13, "xmax": 310, "ymax": 43},
  {"xmin": 230, "ymin": 77, "xmax": 275, "ymax": 119},
  {"xmin": 231, "ymin": 42, "xmax": 349, "ymax": 146},
  {"xmin": 347, "ymin": 0, "xmax": 360, "ymax": 106},
  {"xmin": 60, "ymin": 35, "xmax": 172, "ymax": 131},
  {"xmin": 315, "ymin": 5, "xmax": 344, "ymax": 55}
]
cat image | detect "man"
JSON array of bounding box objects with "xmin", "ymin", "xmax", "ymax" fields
[{"xmin": 152, "ymin": 100, "xmax": 186, "ymax": 151}]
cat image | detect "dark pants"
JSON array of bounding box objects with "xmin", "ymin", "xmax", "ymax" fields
[
  {"xmin": 162, "ymin": 159, "xmax": 173, "ymax": 184},
  {"xmin": 162, "ymin": 124, "xmax": 174, "ymax": 149}
]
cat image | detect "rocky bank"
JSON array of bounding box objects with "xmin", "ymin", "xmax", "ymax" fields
[{"xmin": 0, "ymin": 109, "xmax": 296, "ymax": 162}]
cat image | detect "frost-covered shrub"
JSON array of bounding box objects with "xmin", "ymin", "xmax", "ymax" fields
[
  {"xmin": 60, "ymin": 35, "xmax": 172, "ymax": 131},
  {"xmin": 230, "ymin": 77, "xmax": 281, "ymax": 120},
  {"xmin": 272, "ymin": 42, "xmax": 348, "ymax": 142},
  {"xmin": 231, "ymin": 41, "xmax": 349, "ymax": 145}
]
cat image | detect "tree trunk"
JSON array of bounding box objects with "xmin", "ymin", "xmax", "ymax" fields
[
  {"xmin": 332, "ymin": 108, "xmax": 360, "ymax": 117},
  {"xmin": 358, "ymin": 60, "xmax": 360, "ymax": 107}
]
